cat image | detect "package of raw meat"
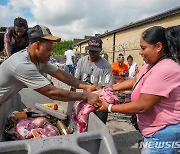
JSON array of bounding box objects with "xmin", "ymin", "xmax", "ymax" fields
[{"xmin": 5, "ymin": 116, "xmax": 60, "ymax": 140}]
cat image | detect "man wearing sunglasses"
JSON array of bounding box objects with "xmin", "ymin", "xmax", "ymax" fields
[
  {"xmin": 72, "ymin": 36, "xmax": 113, "ymax": 123},
  {"xmin": 112, "ymin": 53, "xmax": 129, "ymax": 83}
]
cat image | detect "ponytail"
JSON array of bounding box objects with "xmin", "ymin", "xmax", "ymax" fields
[
  {"xmin": 165, "ymin": 25, "xmax": 180, "ymax": 64},
  {"xmin": 142, "ymin": 25, "xmax": 180, "ymax": 64}
]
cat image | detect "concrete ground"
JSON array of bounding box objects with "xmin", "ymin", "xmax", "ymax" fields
[
  {"xmin": 106, "ymin": 113, "xmax": 142, "ymax": 154},
  {"xmin": 50, "ymin": 76, "xmax": 143, "ymax": 154}
]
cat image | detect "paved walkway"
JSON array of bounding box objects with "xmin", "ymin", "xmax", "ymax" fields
[{"xmin": 107, "ymin": 113, "xmax": 142, "ymax": 154}]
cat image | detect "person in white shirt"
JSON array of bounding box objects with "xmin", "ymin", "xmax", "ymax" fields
[
  {"xmin": 127, "ymin": 55, "xmax": 139, "ymax": 78},
  {"xmin": 64, "ymin": 45, "xmax": 75, "ymax": 75}
]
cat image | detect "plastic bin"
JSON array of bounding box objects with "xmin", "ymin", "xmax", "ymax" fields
[{"xmin": 0, "ymin": 88, "xmax": 117, "ymax": 154}]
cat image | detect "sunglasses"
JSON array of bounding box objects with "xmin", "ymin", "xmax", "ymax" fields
[{"xmin": 118, "ymin": 56, "xmax": 124, "ymax": 59}]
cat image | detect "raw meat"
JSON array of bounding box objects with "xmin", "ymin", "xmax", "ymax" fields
[
  {"xmin": 7, "ymin": 117, "xmax": 60, "ymax": 140},
  {"xmin": 71, "ymin": 87, "xmax": 119, "ymax": 132}
]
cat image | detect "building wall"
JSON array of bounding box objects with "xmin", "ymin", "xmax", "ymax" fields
[
  {"xmin": 101, "ymin": 35, "xmax": 114, "ymax": 62},
  {"xmin": 75, "ymin": 13, "xmax": 180, "ymax": 69},
  {"xmin": 113, "ymin": 14, "xmax": 180, "ymax": 68}
]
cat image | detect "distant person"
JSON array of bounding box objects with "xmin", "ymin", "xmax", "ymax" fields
[
  {"xmin": 127, "ymin": 55, "xmax": 139, "ymax": 78},
  {"xmin": 64, "ymin": 45, "xmax": 75, "ymax": 75},
  {"xmin": 4, "ymin": 17, "xmax": 29, "ymax": 58},
  {"xmin": 112, "ymin": 53, "xmax": 129, "ymax": 83},
  {"xmin": 74, "ymin": 52, "xmax": 80, "ymax": 69},
  {"xmin": 73, "ymin": 36, "xmax": 113, "ymax": 123}
]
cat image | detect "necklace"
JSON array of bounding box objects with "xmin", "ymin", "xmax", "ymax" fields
[{"xmin": 132, "ymin": 54, "xmax": 168, "ymax": 91}]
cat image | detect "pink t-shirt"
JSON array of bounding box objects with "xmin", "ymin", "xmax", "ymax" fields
[{"xmin": 131, "ymin": 59, "xmax": 180, "ymax": 137}]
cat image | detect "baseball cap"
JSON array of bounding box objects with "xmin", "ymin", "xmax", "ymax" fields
[
  {"xmin": 86, "ymin": 36, "xmax": 103, "ymax": 51},
  {"xmin": 68, "ymin": 45, "xmax": 73, "ymax": 49},
  {"xmin": 28, "ymin": 25, "xmax": 61, "ymax": 42}
]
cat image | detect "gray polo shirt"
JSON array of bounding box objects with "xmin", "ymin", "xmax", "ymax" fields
[
  {"xmin": 0, "ymin": 49, "xmax": 58, "ymax": 105},
  {"xmin": 74, "ymin": 55, "xmax": 113, "ymax": 87}
]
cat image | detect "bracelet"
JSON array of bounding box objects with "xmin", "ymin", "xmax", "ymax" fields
[{"xmin": 108, "ymin": 104, "xmax": 113, "ymax": 112}]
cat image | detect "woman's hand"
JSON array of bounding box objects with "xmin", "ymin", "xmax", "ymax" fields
[
  {"xmin": 118, "ymin": 71, "xmax": 124, "ymax": 76},
  {"xmin": 97, "ymin": 97, "xmax": 109, "ymax": 111}
]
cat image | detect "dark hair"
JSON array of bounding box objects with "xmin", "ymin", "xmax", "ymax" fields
[
  {"xmin": 68, "ymin": 45, "xmax": 73, "ymax": 49},
  {"xmin": 142, "ymin": 26, "xmax": 180, "ymax": 64},
  {"xmin": 127, "ymin": 55, "xmax": 133, "ymax": 61},
  {"xmin": 118, "ymin": 53, "xmax": 124, "ymax": 56},
  {"xmin": 165, "ymin": 25, "xmax": 180, "ymax": 64},
  {"xmin": 14, "ymin": 17, "xmax": 28, "ymax": 29}
]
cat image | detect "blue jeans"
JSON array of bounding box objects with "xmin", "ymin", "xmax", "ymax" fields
[
  {"xmin": 65, "ymin": 65, "xmax": 74, "ymax": 75},
  {"xmin": 142, "ymin": 123, "xmax": 180, "ymax": 154}
]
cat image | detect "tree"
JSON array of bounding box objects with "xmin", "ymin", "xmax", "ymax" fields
[{"xmin": 52, "ymin": 40, "xmax": 73, "ymax": 55}]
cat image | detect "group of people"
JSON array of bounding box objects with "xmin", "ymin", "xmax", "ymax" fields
[
  {"xmin": 111, "ymin": 53, "xmax": 139, "ymax": 83},
  {"xmin": 0, "ymin": 16, "xmax": 179, "ymax": 153}
]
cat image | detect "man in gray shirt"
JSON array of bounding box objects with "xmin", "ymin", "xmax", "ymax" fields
[
  {"xmin": 0, "ymin": 25, "xmax": 101, "ymax": 108},
  {"xmin": 73, "ymin": 36, "xmax": 113, "ymax": 123}
]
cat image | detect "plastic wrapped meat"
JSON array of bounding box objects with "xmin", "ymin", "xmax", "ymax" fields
[
  {"xmin": 7, "ymin": 117, "xmax": 60, "ymax": 140},
  {"xmin": 43, "ymin": 123, "xmax": 60, "ymax": 137},
  {"xmin": 71, "ymin": 87, "xmax": 119, "ymax": 133}
]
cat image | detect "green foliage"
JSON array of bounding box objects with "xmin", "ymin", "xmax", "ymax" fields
[{"xmin": 52, "ymin": 40, "xmax": 73, "ymax": 55}]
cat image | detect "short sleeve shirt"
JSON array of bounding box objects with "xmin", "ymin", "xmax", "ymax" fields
[
  {"xmin": 111, "ymin": 62, "xmax": 128, "ymax": 76},
  {"xmin": 131, "ymin": 59, "xmax": 180, "ymax": 137},
  {"xmin": 74, "ymin": 55, "xmax": 113, "ymax": 87},
  {"xmin": 64, "ymin": 50, "xmax": 75, "ymax": 65},
  {"xmin": 0, "ymin": 49, "xmax": 58, "ymax": 105}
]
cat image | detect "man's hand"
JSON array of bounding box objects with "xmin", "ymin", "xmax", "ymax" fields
[
  {"xmin": 119, "ymin": 71, "xmax": 125, "ymax": 76},
  {"xmin": 86, "ymin": 92, "xmax": 101, "ymax": 108},
  {"xmin": 85, "ymin": 84, "xmax": 100, "ymax": 92}
]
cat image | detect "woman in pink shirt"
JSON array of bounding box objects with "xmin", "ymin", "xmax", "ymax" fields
[{"xmin": 99, "ymin": 25, "xmax": 180, "ymax": 154}]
